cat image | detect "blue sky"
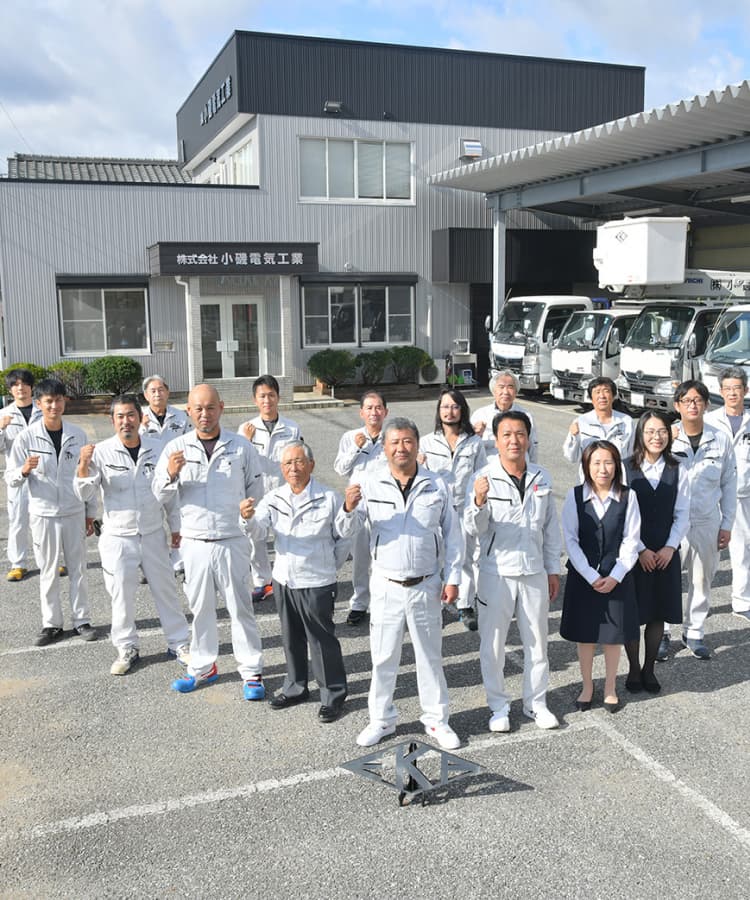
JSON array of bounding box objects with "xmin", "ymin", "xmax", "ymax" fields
[{"xmin": 1, "ymin": 0, "xmax": 749, "ymax": 173}]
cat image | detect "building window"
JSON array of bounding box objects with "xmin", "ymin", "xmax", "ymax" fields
[
  {"xmin": 299, "ymin": 139, "xmax": 412, "ymax": 202},
  {"xmin": 302, "ymin": 283, "xmax": 414, "ymax": 347},
  {"xmin": 230, "ymin": 141, "xmax": 253, "ymax": 184},
  {"xmin": 58, "ymin": 286, "xmax": 150, "ymax": 356}
]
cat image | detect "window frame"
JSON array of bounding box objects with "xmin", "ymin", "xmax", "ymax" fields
[
  {"xmin": 298, "ymin": 137, "xmax": 414, "ymax": 205},
  {"xmin": 57, "ymin": 284, "xmax": 152, "ymax": 358}
]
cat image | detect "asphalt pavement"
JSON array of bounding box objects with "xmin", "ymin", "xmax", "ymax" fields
[{"xmin": 1, "ymin": 392, "xmax": 748, "ymax": 899}]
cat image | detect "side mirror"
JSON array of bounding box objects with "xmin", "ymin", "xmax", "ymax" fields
[
  {"xmin": 687, "ymin": 333, "xmax": 697, "ymax": 356},
  {"xmin": 545, "ymin": 330, "xmax": 554, "ymax": 345},
  {"xmin": 484, "ymin": 315, "xmax": 492, "ymax": 332},
  {"xmin": 607, "ymin": 332, "xmax": 620, "ymax": 355}
]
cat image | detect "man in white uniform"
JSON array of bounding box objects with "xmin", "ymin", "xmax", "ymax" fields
[
  {"xmin": 705, "ymin": 367, "xmax": 750, "ymax": 623},
  {"xmin": 348, "ymin": 417, "xmax": 463, "ymax": 751},
  {"xmin": 465, "ymin": 410, "xmax": 561, "ymax": 733},
  {"xmin": 562, "ymin": 376, "xmax": 634, "ymax": 472},
  {"xmin": 75, "ymin": 394, "xmax": 191, "ymax": 675},
  {"xmin": 239, "ymin": 375, "xmax": 302, "ymax": 601},
  {"xmin": 0, "ymin": 368, "xmax": 42, "ymax": 581},
  {"xmin": 471, "ymin": 370, "xmax": 539, "ymax": 461},
  {"xmin": 6, "ymin": 379, "xmax": 96, "ymax": 646},
  {"xmin": 334, "ymin": 390, "xmax": 389, "ymax": 625},
  {"xmin": 153, "ymin": 384, "xmax": 265, "ymax": 698}
]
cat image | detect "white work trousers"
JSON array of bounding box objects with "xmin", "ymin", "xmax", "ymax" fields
[
  {"xmin": 182, "ymin": 536, "xmax": 263, "ymax": 679},
  {"xmin": 349, "ymin": 526, "xmax": 371, "ymax": 611},
  {"xmin": 729, "ymin": 496, "xmax": 750, "ymax": 613},
  {"xmin": 680, "ymin": 510, "xmax": 721, "ymax": 639},
  {"xmin": 31, "ymin": 513, "xmax": 89, "ymax": 629},
  {"xmin": 99, "ymin": 531, "xmax": 190, "ymax": 651},
  {"xmin": 249, "ymin": 534, "xmax": 273, "ymax": 587},
  {"xmin": 457, "ymin": 527, "xmax": 477, "ymax": 610},
  {"xmin": 6, "ymin": 482, "xmax": 30, "ymax": 568},
  {"xmin": 367, "ymin": 572, "xmax": 449, "ymax": 728},
  {"xmin": 477, "ymin": 570, "xmax": 550, "ymax": 714}
]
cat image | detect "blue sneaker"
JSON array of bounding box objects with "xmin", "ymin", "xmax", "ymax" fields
[
  {"xmin": 171, "ymin": 662, "xmax": 218, "ymax": 693},
  {"xmin": 243, "ymin": 677, "xmax": 265, "ymax": 701}
]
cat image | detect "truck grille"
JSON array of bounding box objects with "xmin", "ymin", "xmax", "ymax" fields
[
  {"xmin": 491, "ymin": 355, "xmax": 522, "ymax": 373},
  {"xmin": 622, "ymin": 371, "xmax": 660, "ymax": 393},
  {"xmin": 553, "ymin": 370, "xmax": 580, "ymax": 390}
]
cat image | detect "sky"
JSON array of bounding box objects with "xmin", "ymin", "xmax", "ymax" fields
[{"xmin": 2, "ymin": 0, "xmax": 750, "ymax": 174}]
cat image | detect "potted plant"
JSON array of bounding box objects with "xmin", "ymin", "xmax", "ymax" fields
[{"xmin": 306, "ymin": 349, "xmax": 357, "ymax": 398}]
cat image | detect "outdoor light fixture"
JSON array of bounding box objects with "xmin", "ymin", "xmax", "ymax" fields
[{"xmin": 323, "ymin": 100, "xmax": 343, "ymax": 114}]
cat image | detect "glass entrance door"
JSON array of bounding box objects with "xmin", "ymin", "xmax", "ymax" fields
[{"xmin": 199, "ymin": 298, "xmax": 263, "ymax": 379}]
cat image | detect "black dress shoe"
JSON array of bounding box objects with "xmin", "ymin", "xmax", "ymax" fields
[
  {"xmin": 575, "ymin": 699, "xmax": 592, "ymax": 712},
  {"xmin": 318, "ymin": 704, "xmax": 343, "ymax": 724},
  {"xmin": 269, "ymin": 690, "xmax": 310, "ymax": 710},
  {"xmin": 625, "ymin": 676, "xmax": 643, "ymax": 693},
  {"xmin": 346, "ymin": 609, "xmax": 368, "ymax": 626},
  {"xmin": 641, "ymin": 671, "xmax": 661, "ymax": 694},
  {"xmin": 603, "ymin": 699, "xmax": 620, "ymax": 714}
]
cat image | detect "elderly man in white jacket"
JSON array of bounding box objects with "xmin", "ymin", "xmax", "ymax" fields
[
  {"xmin": 75, "ymin": 394, "xmax": 191, "ymax": 675},
  {"xmin": 465, "ymin": 409, "xmax": 562, "ymax": 733},
  {"xmin": 243, "ymin": 441, "xmax": 360, "ymax": 723}
]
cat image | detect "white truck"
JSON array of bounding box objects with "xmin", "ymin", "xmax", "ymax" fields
[
  {"xmin": 487, "ymin": 295, "xmax": 592, "ymax": 393},
  {"xmin": 700, "ymin": 301, "xmax": 750, "ymax": 403},
  {"xmin": 550, "ymin": 306, "xmax": 640, "ymax": 403},
  {"xmin": 615, "ymin": 271, "xmax": 750, "ymax": 411}
]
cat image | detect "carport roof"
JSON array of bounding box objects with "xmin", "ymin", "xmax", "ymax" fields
[{"xmin": 429, "ymin": 80, "xmax": 750, "ymax": 224}]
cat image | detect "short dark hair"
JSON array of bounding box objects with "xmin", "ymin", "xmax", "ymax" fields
[
  {"xmin": 4, "ymin": 368, "xmax": 35, "ymax": 391},
  {"xmin": 581, "ymin": 439, "xmax": 624, "ymax": 493},
  {"xmin": 673, "ymin": 380, "xmax": 709, "ymax": 405},
  {"xmin": 360, "ymin": 389, "xmax": 387, "ymax": 409},
  {"xmin": 253, "ymin": 375, "xmax": 280, "ymax": 397},
  {"xmin": 718, "ymin": 366, "xmax": 748, "ymax": 390},
  {"xmin": 383, "ymin": 416, "xmax": 419, "ymax": 442},
  {"xmin": 492, "ymin": 409, "xmax": 531, "ymax": 438},
  {"xmin": 110, "ymin": 394, "xmax": 142, "ymax": 418},
  {"xmin": 34, "ymin": 378, "xmax": 66, "ymax": 400},
  {"xmin": 587, "ymin": 376, "xmax": 617, "ymax": 399}
]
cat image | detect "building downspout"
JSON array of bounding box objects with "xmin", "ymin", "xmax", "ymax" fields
[
  {"xmin": 490, "ymin": 195, "xmax": 507, "ymax": 327},
  {"xmin": 175, "ymin": 276, "xmax": 195, "ymax": 389}
]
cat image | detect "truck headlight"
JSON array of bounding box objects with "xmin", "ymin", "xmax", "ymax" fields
[
  {"xmin": 551, "ymin": 373, "xmax": 559, "ymax": 387},
  {"xmin": 616, "ymin": 374, "xmax": 629, "ymax": 390},
  {"xmin": 654, "ymin": 378, "xmax": 677, "ymax": 396}
]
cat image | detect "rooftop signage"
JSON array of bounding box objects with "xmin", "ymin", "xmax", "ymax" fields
[{"xmin": 200, "ymin": 76, "xmax": 232, "ymax": 126}]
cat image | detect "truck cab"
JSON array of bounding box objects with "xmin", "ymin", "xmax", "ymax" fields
[
  {"xmin": 487, "ymin": 295, "xmax": 592, "ymax": 393},
  {"xmin": 701, "ymin": 304, "xmax": 750, "ymax": 405},
  {"xmin": 550, "ymin": 307, "xmax": 639, "ymax": 404}
]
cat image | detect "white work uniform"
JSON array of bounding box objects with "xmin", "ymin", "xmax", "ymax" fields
[
  {"xmin": 562, "ymin": 408, "xmax": 634, "ymax": 474},
  {"xmin": 471, "ymin": 401, "xmax": 539, "ymax": 462},
  {"xmin": 419, "ymin": 430, "xmax": 487, "ymax": 607},
  {"xmin": 241, "ymin": 414, "xmax": 302, "ymax": 587},
  {"xmin": 464, "ymin": 459, "xmax": 561, "ymax": 715},
  {"xmin": 672, "ymin": 423, "xmax": 737, "ymax": 638},
  {"xmin": 153, "ymin": 429, "xmax": 264, "ymax": 680},
  {"xmin": 706, "ymin": 407, "xmax": 750, "ymax": 613},
  {"xmin": 74, "ymin": 434, "xmax": 190, "ymax": 652},
  {"xmin": 0, "ymin": 401, "xmax": 42, "ymax": 568},
  {"xmin": 140, "ymin": 404, "xmax": 192, "ymax": 572},
  {"xmin": 334, "ymin": 426, "xmax": 386, "ymax": 612},
  {"xmin": 6, "ymin": 421, "xmax": 93, "ymax": 629},
  {"xmin": 354, "ymin": 466, "xmax": 462, "ymax": 729}
]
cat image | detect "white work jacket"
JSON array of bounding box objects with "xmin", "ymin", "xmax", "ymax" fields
[
  {"xmin": 241, "ymin": 414, "xmax": 302, "ymax": 491},
  {"xmin": 334, "ymin": 427, "xmax": 385, "ymax": 477},
  {"xmin": 74, "ymin": 434, "xmax": 178, "ymax": 536},
  {"xmin": 464, "ymin": 459, "xmax": 561, "ymax": 577},
  {"xmin": 470, "ymin": 401, "xmax": 539, "ymax": 463},
  {"xmin": 355, "ymin": 465, "xmax": 462, "ymax": 584},
  {"xmin": 0, "ymin": 401, "xmax": 43, "ymax": 457},
  {"xmin": 705, "ymin": 407, "xmax": 750, "ymax": 498},
  {"xmin": 247, "ymin": 477, "xmax": 360, "ymax": 588},
  {"xmin": 672, "ymin": 423, "xmax": 737, "ymax": 528},
  {"xmin": 562, "ymin": 408, "xmax": 634, "ymax": 466},
  {"xmin": 139, "ymin": 405, "xmax": 192, "ymax": 446},
  {"xmin": 6, "ymin": 420, "xmax": 93, "ymax": 518},
  {"xmin": 152, "ymin": 429, "xmax": 262, "ymax": 540},
  {"xmin": 419, "ymin": 431, "xmax": 487, "ymax": 511}
]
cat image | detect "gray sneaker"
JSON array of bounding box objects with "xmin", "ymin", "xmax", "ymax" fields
[
  {"xmin": 110, "ymin": 647, "xmax": 140, "ymax": 676},
  {"xmin": 681, "ymin": 634, "xmax": 710, "ymax": 660}
]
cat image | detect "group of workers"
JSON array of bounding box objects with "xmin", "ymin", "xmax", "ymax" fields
[{"xmin": 1, "ymin": 362, "xmax": 747, "ymax": 751}]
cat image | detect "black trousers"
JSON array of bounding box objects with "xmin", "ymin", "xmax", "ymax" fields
[{"xmin": 273, "ymin": 580, "xmax": 347, "ymax": 707}]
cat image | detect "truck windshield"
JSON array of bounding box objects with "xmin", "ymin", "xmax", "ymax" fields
[
  {"xmin": 705, "ymin": 310, "xmax": 750, "ymax": 364},
  {"xmin": 556, "ymin": 313, "xmax": 611, "ymax": 350},
  {"xmin": 492, "ymin": 302, "xmax": 544, "ymax": 342},
  {"xmin": 625, "ymin": 305, "xmax": 695, "ymax": 350}
]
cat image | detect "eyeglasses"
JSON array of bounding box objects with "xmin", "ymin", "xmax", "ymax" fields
[
  {"xmin": 643, "ymin": 429, "xmax": 669, "ymax": 438},
  {"xmin": 439, "ymin": 404, "xmax": 461, "ymax": 411},
  {"xmin": 679, "ymin": 397, "xmax": 704, "ymax": 407},
  {"xmin": 281, "ymin": 459, "xmax": 308, "ymax": 468}
]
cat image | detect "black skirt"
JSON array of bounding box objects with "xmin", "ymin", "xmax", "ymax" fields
[
  {"xmin": 560, "ymin": 566, "xmax": 639, "ymax": 644},
  {"xmin": 631, "ymin": 554, "xmax": 682, "ymax": 625}
]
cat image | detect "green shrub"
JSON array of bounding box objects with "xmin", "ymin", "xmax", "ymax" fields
[
  {"xmin": 307, "ymin": 349, "xmax": 357, "ymax": 396},
  {"xmin": 46, "ymin": 361, "xmax": 89, "ymax": 399},
  {"xmin": 356, "ymin": 350, "xmax": 392, "ymax": 385},
  {"xmin": 0, "ymin": 362, "xmax": 49, "ymax": 396},
  {"xmin": 390, "ymin": 345, "xmax": 432, "ymax": 383},
  {"xmin": 86, "ymin": 356, "xmax": 143, "ymax": 395}
]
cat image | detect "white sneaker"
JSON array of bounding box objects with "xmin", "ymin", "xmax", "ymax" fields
[
  {"xmin": 356, "ymin": 722, "xmax": 396, "ymax": 747},
  {"xmin": 523, "ymin": 706, "xmax": 559, "ymax": 730},
  {"xmin": 424, "ymin": 723, "xmax": 460, "ymax": 750},
  {"xmin": 174, "ymin": 644, "xmax": 191, "ymax": 667},
  {"xmin": 489, "ymin": 711, "xmax": 511, "ymax": 733},
  {"xmin": 110, "ymin": 647, "xmax": 139, "ymax": 676}
]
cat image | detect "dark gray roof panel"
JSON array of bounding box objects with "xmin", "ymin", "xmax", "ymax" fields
[{"xmin": 6, "ymin": 155, "xmax": 192, "ymax": 183}]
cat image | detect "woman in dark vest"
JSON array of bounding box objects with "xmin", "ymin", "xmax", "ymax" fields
[
  {"xmin": 561, "ymin": 440, "xmax": 641, "ymax": 712},
  {"xmin": 623, "ymin": 411, "xmax": 689, "ymax": 694}
]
